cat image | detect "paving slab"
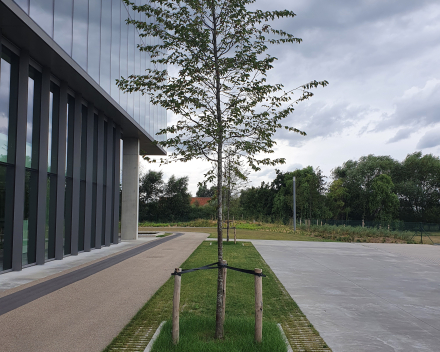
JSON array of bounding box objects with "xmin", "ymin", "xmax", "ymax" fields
[
  {"xmin": 252, "ymin": 241, "xmax": 440, "ymax": 352},
  {"xmin": 0, "ymin": 232, "xmax": 207, "ymax": 352}
]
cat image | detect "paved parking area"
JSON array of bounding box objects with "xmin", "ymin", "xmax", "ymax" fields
[{"xmin": 252, "ymin": 241, "xmax": 440, "ymax": 352}]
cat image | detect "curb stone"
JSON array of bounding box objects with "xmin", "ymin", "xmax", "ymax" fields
[{"xmin": 144, "ymin": 321, "xmax": 166, "ymax": 352}]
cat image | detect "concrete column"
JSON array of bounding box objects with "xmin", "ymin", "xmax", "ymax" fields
[{"xmin": 121, "ymin": 138, "xmax": 139, "ymax": 240}]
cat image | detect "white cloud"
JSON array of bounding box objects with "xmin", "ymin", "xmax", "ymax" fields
[
  {"xmin": 157, "ymin": 0, "xmax": 440, "ymax": 193},
  {"xmin": 416, "ymin": 129, "xmax": 440, "ymax": 149}
]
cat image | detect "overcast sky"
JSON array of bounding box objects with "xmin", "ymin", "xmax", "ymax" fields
[{"xmin": 142, "ymin": 0, "xmax": 440, "ymax": 195}]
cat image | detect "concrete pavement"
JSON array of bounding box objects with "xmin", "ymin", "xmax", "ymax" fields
[
  {"xmin": 252, "ymin": 241, "xmax": 440, "ymax": 352},
  {"xmin": 0, "ymin": 232, "xmax": 207, "ymax": 352}
]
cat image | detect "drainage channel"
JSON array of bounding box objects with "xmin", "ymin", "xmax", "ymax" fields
[{"xmin": 0, "ymin": 233, "xmax": 184, "ymax": 316}]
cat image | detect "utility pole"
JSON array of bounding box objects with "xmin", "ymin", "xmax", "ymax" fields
[{"xmin": 293, "ymin": 176, "xmax": 296, "ymax": 232}]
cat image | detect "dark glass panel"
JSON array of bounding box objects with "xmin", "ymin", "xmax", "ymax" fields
[
  {"xmin": 0, "ymin": 56, "xmax": 11, "ymax": 163},
  {"xmin": 54, "ymin": 0, "xmax": 74, "ymax": 56},
  {"xmin": 64, "ymin": 177, "xmax": 72, "ymax": 255},
  {"xmin": 78, "ymin": 106, "xmax": 87, "ymax": 251},
  {"xmin": 100, "ymin": 0, "xmax": 111, "ymax": 94},
  {"xmin": 45, "ymin": 173, "xmax": 56, "ymax": 260},
  {"xmin": 78, "ymin": 179, "xmax": 86, "ymax": 251},
  {"xmin": 110, "ymin": 127, "xmax": 116, "ymax": 243},
  {"xmin": 26, "ymin": 67, "xmax": 41, "ymax": 170},
  {"xmin": 101, "ymin": 121, "xmax": 107, "ymax": 245},
  {"xmin": 1, "ymin": 47, "xmax": 19, "ymax": 165},
  {"xmin": 72, "ymin": 0, "xmax": 89, "ymax": 70},
  {"xmin": 0, "ymin": 164, "xmax": 14, "ymax": 271},
  {"xmin": 23, "ymin": 169, "xmax": 38, "ymax": 266},
  {"xmin": 30, "ymin": 0, "xmax": 54, "ymax": 38},
  {"xmin": 66, "ymin": 95, "xmax": 75, "ymax": 177},
  {"xmin": 88, "ymin": 0, "xmax": 101, "ymax": 83},
  {"xmin": 26, "ymin": 76, "xmax": 34, "ymax": 168},
  {"xmin": 110, "ymin": 0, "xmax": 121, "ymax": 103},
  {"xmin": 101, "ymin": 185, "xmax": 106, "ymax": 245},
  {"xmin": 48, "ymin": 82, "xmax": 59, "ymax": 173},
  {"xmin": 80, "ymin": 105, "xmax": 87, "ymax": 181},
  {"xmin": 103, "ymin": 121, "xmax": 107, "ymax": 185},
  {"xmin": 118, "ymin": 138, "xmax": 122, "ymax": 242},
  {"xmin": 91, "ymin": 182, "xmax": 96, "ymax": 248},
  {"xmin": 92, "ymin": 114, "xmax": 98, "ymax": 182}
]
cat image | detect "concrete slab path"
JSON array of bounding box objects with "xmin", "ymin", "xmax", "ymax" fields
[
  {"xmin": 252, "ymin": 241, "xmax": 440, "ymax": 352},
  {"xmin": 0, "ymin": 232, "xmax": 207, "ymax": 352}
]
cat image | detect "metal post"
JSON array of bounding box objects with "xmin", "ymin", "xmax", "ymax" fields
[{"xmin": 293, "ymin": 176, "xmax": 296, "ymax": 232}]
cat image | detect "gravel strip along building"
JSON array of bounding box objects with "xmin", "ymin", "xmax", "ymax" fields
[{"xmin": 0, "ymin": 0, "xmax": 166, "ymax": 273}]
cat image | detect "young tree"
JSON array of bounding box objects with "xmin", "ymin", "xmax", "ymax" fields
[
  {"xmin": 120, "ymin": 0, "xmax": 327, "ymax": 338},
  {"xmin": 222, "ymin": 150, "xmax": 249, "ymax": 240}
]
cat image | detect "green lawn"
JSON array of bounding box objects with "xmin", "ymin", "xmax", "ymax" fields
[
  {"xmin": 104, "ymin": 241, "xmax": 330, "ymax": 352},
  {"xmin": 151, "ymin": 317, "xmax": 286, "ymax": 352}
]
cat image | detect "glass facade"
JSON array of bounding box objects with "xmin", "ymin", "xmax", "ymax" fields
[
  {"xmin": 14, "ymin": 0, "xmax": 167, "ymax": 140},
  {"xmin": 0, "ymin": 0, "xmax": 165, "ymax": 272},
  {"xmin": 0, "ymin": 46, "xmax": 18, "ymax": 271},
  {"xmin": 0, "ymin": 41, "xmax": 122, "ymax": 271}
]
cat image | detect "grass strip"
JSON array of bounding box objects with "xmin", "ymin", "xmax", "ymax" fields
[
  {"xmin": 152, "ymin": 316, "xmax": 286, "ymax": 352},
  {"xmin": 104, "ymin": 241, "xmax": 331, "ymax": 352}
]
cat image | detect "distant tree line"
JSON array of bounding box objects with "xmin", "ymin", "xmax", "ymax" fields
[
  {"xmin": 138, "ymin": 170, "xmax": 216, "ymax": 222},
  {"xmin": 240, "ymin": 152, "xmax": 440, "ymax": 223},
  {"xmin": 138, "ymin": 152, "xmax": 440, "ymax": 224}
]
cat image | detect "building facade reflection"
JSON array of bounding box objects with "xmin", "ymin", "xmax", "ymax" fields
[{"xmin": 13, "ymin": 0, "xmax": 165, "ymax": 141}]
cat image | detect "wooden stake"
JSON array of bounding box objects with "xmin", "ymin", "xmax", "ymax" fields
[
  {"xmin": 254, "ymin": 268, "xmax": 263, "ymax": 343},
  {"xmin": 172, "ymin": 268, "xmax": 181, "ymax": 344},
  {"xmin": 221, "ymin": 260, "xmax": 227, "ymax": 322}
]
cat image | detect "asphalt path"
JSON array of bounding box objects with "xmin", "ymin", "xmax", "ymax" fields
[{"xmin": 252, "ymin": 241, "xmax": 440, "ymax": 352}]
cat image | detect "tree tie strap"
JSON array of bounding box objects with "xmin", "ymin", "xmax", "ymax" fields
[{"xmin": 172, "ymin": 262, "xmax": 266, "ymax": 277}]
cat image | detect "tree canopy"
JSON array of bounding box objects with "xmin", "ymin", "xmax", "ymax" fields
[{"xmin": 121, "ymin": 0, "xmax": 327, "ymax": 337}]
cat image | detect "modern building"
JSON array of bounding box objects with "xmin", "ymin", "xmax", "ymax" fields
[{"xmin": 0, "ymin": 0, "xmax": 166, "ymax": 273}]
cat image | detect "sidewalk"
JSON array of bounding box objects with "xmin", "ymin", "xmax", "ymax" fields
[{"xmin": 0, "ymin": 232, "xmax": 208, "ymax": 352}]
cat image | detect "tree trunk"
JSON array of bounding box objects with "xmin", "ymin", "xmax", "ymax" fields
[
  {"xmin": 211, "ymin": 3, "xmax": 225, "ymax": 339},
  {"xmin": 227, "ymin": 162, "xmax": 230, "ymax": 242}
]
